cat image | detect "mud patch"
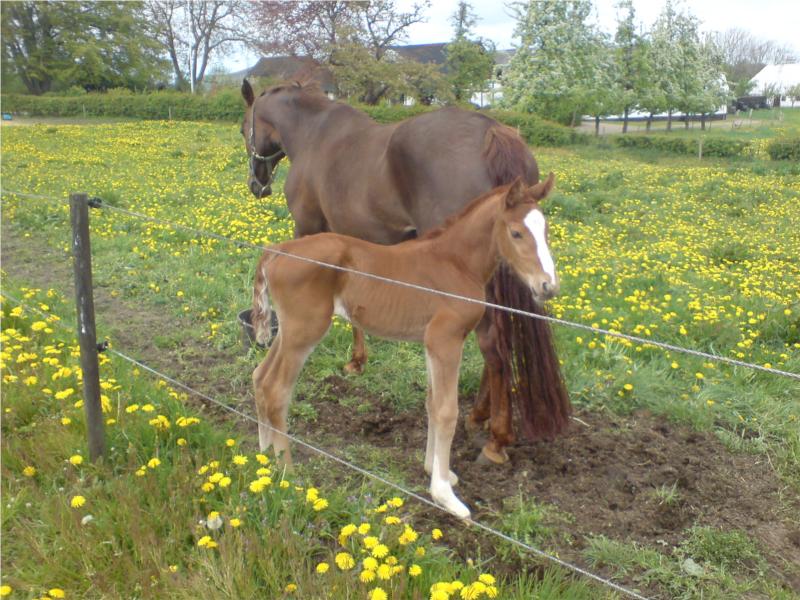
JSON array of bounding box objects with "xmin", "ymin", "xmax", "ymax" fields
[{"xmin": 294, "ymin": 376, "xmax": 800, "ymax": 594}]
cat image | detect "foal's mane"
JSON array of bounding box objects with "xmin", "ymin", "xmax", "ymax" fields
[{"xmin": 419, "ymin": 184, "xmax": 511, "ymax": 241}]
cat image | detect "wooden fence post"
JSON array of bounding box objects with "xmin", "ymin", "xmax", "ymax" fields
[{"xmin": 70, "ymin": 192, "xmax": 106, "ymax": 461}]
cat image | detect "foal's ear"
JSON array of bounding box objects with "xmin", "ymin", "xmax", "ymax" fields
[
  {"xmin": 529, "ymin": 172, "xmax": 555, "ymax": 201},
  {"xmin": 242, "ymin": 79, "xmax": 255, "ymax": 107},
  {"xmin": 505, "ymin": 177, "xmax": 526, "ymax": 209}
]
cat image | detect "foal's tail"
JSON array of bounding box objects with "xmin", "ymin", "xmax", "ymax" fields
[{"xmin": 252, "ymin": 252, "xmax": 276, "ymax": 346}]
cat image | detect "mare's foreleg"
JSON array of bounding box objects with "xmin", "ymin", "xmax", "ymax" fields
[
  {"xmin": 469, "ymin": 312, "xmax": 513, "ymax": 464},
  {"xmin": 425, "ymin": 322, "xmax": 469, "ymax": 519},
  {"xmin": 343, "ymin": 327, "xmax": 368, "ymax": 374}
]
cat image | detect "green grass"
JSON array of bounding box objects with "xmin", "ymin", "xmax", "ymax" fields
[
  {"xmin": 2, "ymin": 117, "xmax": 799, "ymax": 598},
  {"xmin": 3, "ymin": 283, "xmax": 609, "ymax": 599}
]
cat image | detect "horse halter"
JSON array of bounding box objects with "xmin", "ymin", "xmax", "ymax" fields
[{"xmin": 249, "ymin": 103, "xmax": 284, "ymax": 196}]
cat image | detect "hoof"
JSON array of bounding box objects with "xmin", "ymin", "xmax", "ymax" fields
[
  {"xmin": 431, "ymin": 488, "xmax": 471, "ymax": 520},
  {"xmin": 464, "ymin": 418, "xmax": 489, "ymax": 449},
  {"xmin": 476, "ymin": 446, "xmax": 509, "ymax": 465},
  {"xmin": 343, "ymin": 360, "xmax": 365, "ymax": 375}
]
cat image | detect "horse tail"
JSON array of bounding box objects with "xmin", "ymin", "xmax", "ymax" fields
[
  {"xmin": 483, "ymin": 122, "xmax": 571, "ymax": 442},
  {"xmin": 483, "ymin": 123, "xmax": 540, "ymax": 187},
  {"xmin": 252, "ymin": 252, "xmax": 276, "ymax": 346}
]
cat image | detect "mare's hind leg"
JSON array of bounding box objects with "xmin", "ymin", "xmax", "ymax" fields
[
  {"xmin": 343, "ymin": 327, "xmax": 368, "ymax": 374},
  {"xmin": 469, "ymin": 311, "xmax": 513, "ymax": 464}
]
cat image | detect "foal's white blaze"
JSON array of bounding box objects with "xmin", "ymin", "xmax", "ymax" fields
[{"xmin": 523, "ymin": 209, "xmax": 556, "ymax": 281}]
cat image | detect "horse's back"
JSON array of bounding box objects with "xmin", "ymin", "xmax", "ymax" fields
[{"xmin": 387, "ymin": 107, "xmax": 538, "ymax": 233}]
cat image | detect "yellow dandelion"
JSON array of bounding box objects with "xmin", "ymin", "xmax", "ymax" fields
[
  {"xmin": 225, "ymin": 438, "xmax": 236, "ymax": 447},
  {"xmin": 371, "ymin": 544, "xmax": 389, "ymax": 559},
  {"xmin": 70, "ymin": 495, "xmax": 86, "ymax": 508},
  {"xmin": 359, "ymin": 570, "xmax": 376, "ymax": 583},
  {"xmin": 376, "ymin": 563, "xmax": 392, "ymax": 580},
  {"xmin": 0, "ymin": 585, "xmax": 12, "ymax": 596},
  {"xmin": 312, "ymin": 498, "xmax": 329, "ymax": 511},
  {"xmin": 48, "ymin": 589, "xmax": 66, "ymax": 599},
  {"xmin": 69, "ymin": 454, "xmax": 83, "ymax": 466},
  {"xmin": 335, "ymin": 552, "xmax": 355, "ymax": 570},
  {"xmin": 363, "ymin": 557, "xmax": 378, "ymax": 571},
  {"xmin": 232, "ymin": 454, "xmax": 248, "ymax": 466},
  {"xmin": 23, "ymin": 465, "xmax": 37, "ymax": 477},
  {"xmin": 147, "ymin": 458, "xmax": 161, "ymax": 469},
  {"xmin": 315, "ymin": 562, "xmax": 329, "ymax": 574},
  {"xmin": 229, "ymin": 518, "xmax": 242, "ymax": 528},
  {"xmin": 368, "ymin": 587, "xmax": 388, "ymax": 600},
  {"xmin": 284, "ymin": 583, "xmax": 297, "ymax": 593},
  {"xmin": 409, "ymin": 564, "xmax": 422, "ymax": 577},
  {"xmin": 431, "ymin": 528, "xmax": 443, "ymax": 540}
]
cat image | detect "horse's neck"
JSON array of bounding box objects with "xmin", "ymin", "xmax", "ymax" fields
[
  {"xmin": 279, "ymin": 98, "xmax": 373, "ymax": 158},
  {"xmin": 429, "ymin": 195, "xmax": 502, "ymax": 284}
]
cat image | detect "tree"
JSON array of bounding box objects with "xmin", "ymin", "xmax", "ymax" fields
[
  {"xmin": 583, "ymin": 36, "xmax": 620, "ymax": 136},
  {"xmin": 247, "ymin": 0, "xmax": 430, "ymax": 104},
  {"xmin": 146, "ymin": 0, "xmax": 250, "ymax": 93},
  {"xmin": 443, "ymin": 2, "xmax": 494, "ymax": 103},
  {"xmin": 613, "ymin": 0, "xmax": 651, "ymax": 133},
  {"xmin": 502, "ymin": 0, "xmax": 601, "ymax": 125},
  {"xmin": 248, "ymin": 0, "xmax": 428, "ymax": 63},
  {"xmin": 1, "ymin": 1, "xmax": 166, "ymax": 94},
  {"xmin": 247, "ymin": 1, "xmax": 361, "ymax": 62},
  {"xmin": 639, "ymin": 1, "xmax": 682, "ymax": 131}
]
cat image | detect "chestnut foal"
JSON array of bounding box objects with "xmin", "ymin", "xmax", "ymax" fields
[{"xmin": 251, "ymin": 175, "xmax": 559, "ymax": 518}]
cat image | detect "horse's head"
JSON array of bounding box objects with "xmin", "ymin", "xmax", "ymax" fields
[
  {"xmin": 496, "ymin": 174, "xmax": 559, "ymax": 304},
  {"xmin": 241, "ymin": 79, "xmax": 287, "ymax": 198}
]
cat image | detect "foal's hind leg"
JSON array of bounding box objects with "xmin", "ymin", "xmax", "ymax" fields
[{"xmin": 252, "ymin": 310, "xmax": 331, "ymax": 465}]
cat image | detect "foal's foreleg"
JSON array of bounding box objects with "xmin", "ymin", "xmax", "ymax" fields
[{"xmin": 425, "ymin": 330, "xmax": 469, "ymax": 519}]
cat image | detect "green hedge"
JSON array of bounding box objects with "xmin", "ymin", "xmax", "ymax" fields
[
  {"xmin": 766, "ymin": 137, "xmax": 800, "ymax": 161},
  {"xmin": 1, "ymin": 91, "xmax": 583, "ymax": 147},
  {"xmin": 1, "ymin": 89, "xmax": 243, "ymax": 121},
  {"xmin": 486, "ymin": 110, "xmax": 588, "ymax": 147},
  {"xmin": 614, "ymin": 134, "xmax": 752, "ymax": 158}
]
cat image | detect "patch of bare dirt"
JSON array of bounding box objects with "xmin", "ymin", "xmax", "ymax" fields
[{"xmin": 295, "ymin": 376, "xmax": 800, "ymax": 595}]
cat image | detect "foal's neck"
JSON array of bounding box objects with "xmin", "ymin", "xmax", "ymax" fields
[{"xmin": 429, "ymin": 193, "xmax": 504, "ymax": 284}]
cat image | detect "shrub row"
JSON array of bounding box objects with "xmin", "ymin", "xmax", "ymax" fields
[
  {"xmin": 613, "ymin": 134, "xmax": 756, "ymax": 158},
  {"xmin": 486, "ymin": 110, "xmax": 589, "ymax": 147},
  {"xmin": 2, "ymin": 89, "xmax": 244, "ymax": 121},
  {"xmin": 766, "ymin": 137, "xmax": 800, "ymax": 161},
  {"xmin": 2, "ymin": 91, "xmax": 584, "ymax": 148}
]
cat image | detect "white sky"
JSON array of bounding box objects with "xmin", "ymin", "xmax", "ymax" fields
[{"xmin": 224, "ymin": 0, "xmax": 800, "ymax": 71}]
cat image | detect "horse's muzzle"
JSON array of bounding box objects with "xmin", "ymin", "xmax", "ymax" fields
[{"xmin": 249, "ymin": 180, "xmax": 272, "ymax": 198}]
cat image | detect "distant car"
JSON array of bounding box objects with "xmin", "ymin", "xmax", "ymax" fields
[{"xmin": 734, "ymin": 96, "xmax": 769, "ymax": 111}]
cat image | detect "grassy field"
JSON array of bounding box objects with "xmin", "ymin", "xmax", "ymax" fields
[
  {"xmin": 581, "ymin": 107, "xmax": 800, "ymax": 140},
  {"xmin": 2, "ymin": 116, "xmax": 799, "ymax": 599}
]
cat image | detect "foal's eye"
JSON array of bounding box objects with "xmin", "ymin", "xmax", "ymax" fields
[{"xmin": 511, "ymin": 230, "xmax": 523, "ymax": 239}]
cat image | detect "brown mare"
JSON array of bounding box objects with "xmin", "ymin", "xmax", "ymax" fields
[
  {"xmin": 251, "ymin": 176, "xmax": 559, "ymax": 518},
  {"xmin": 241, "ymin": 79, "xmax": 570, "ymax": 464}
]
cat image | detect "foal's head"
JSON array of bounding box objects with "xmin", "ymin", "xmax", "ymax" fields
[
  {"xmin": 496, "ymin": 174, "xmax": 559, "ymax": 304},
  {"xmin": 240, "ymin": 79, "xmax": 288, "ymax": 198}
]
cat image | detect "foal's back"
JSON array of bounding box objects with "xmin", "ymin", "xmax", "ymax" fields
[{"xmin": 266, "ymin": 232, "xmax": 484, "ymax": 342}]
